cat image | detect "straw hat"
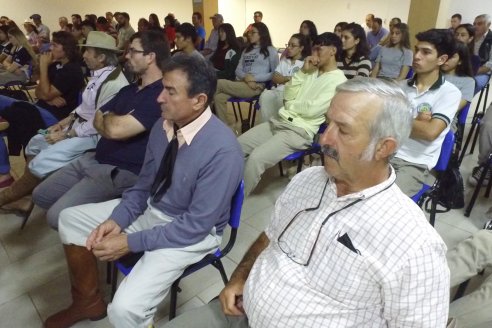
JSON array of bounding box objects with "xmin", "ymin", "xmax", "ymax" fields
[
  {"xmin": 80, "ymin": 31, "xmax": 120, "ymax": 52},
  {"xmin": 23, "ymin": 19, "xmax": 36, "ymax": 27}
]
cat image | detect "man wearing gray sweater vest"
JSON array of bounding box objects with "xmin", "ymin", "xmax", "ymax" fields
[{"xmin": 46, "ymin": 56, "xmax": 244, "ymax": 328}]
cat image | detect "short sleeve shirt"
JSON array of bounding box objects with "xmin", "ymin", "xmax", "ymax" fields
[
  {"xmin": 95, "ymin": 79, "xmax": 163, "ymax": 174},
  {"xmin": 36, "ymin": 61, "xmax": 85, "ymax": 120},
  {"xmin": 0, "ymin": 42, "xmax": 13, "ymax": 56},
  {"xmin": 444, "ymin": 74, "xmax": 475, "ymax": 103},
  {"xmin": 11, "ymin": 47, "xmax": 31, "ymax": 67},
  {"xmin": 376, "ymin": 47, "xmax": 413, "ymax": 79}
]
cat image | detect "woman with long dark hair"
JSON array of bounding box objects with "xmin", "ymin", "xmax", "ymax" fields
[
  {"xmin": 164, "ymin": 14, "xmax": 177, "ymax": 49},
  {"xmin": 371, "ymin": 23, "xmax": 412, "ymax": 80},
  {"xmin": 299, "ymin": 20, "xmax": 317, "ymax": 46},
  {"xmin": 0, "ymin": 31, "xmax": 84, "ymax": 190},
  {"xmin": 0, "ymin": 27, "xmax": 37, "ymax": 84},
  {"xmin": 442, "ymin": 41, "xmax": 475, "ymax": 121},
  {"xmin": 455, "ymin": 23, "xmax": 481, "ymax": 75},
  {"xmin": 338, "ymin": 22, "xmax": 371, "ymax": 79},
  {"xmin": 260, "ymin": 33, "xmax": 310, "ymax": 122},
  {"xmin": 210, "ymin": 23, "xmax": 241, "ymax": 80},
  {"xmin": 213, "ymin": 22, "xmax": 278, "ymax": 125}
]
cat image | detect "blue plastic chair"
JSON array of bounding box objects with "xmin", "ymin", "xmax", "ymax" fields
[
  {"xmin": 228, "ymin": 95, "xmax": 261, "ymax": 132},
  {"xmin": 279, "ymin": 123, "xmax": 327, "ymax": 176},
  {"xmin": 109, "ymin": 180, "xmax": 245, "ymax": 320},
  {"xmin": 411, "ymin": 130, "xmax": 455, "ymax": 226}
]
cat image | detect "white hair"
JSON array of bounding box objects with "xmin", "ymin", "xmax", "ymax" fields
[{"xmin": 335, "ymin": 77, "xmax": 413, "ymax": 159}]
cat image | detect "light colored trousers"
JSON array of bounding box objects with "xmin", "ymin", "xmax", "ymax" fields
[
  {"xmin": 58, "ymin": 199, "xmax": 221, "ymax": 328},
  {"xmin": 258, "ymin": 88, "xmax": 284, "ymax": 123},
  {"xmin": 478, "ymin": 104, "xmax": 492, "ymax": 165},
  {"xmin": 25, "ymin": 133, "xmax": 98, "ymax": 178},
  {"xmin": 213, "ymin": 79, "xmax": 264, "ymax": 124},
  {"xmin": 238, "ymin": 119, "xmax": 311, "ymax": 195},
  {"xmin": 0, "ymin": 69, "xmax": 27, "ymax": 85},
  {"xmin": 448, "ymin": 230, "xmax": 492, "ymax": 327}
]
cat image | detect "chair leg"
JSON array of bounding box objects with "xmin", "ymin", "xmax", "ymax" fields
[
  {"xmin": 212, "ymin": 260, "xmax": 229, "ymax": 285},
  {"xmin": 464, "ymin": 163, "xmax": 490, "ymax": 217},
  {"xmin": 231, "ymin": 103, "xmax": 238, "ymax": 122},
  {"xmin": 459, "ymin": 119, "xmax": 478, "ymax": 165},
  {"xmin": 111, "ymin": 262, "xmax": 118, "ymax": 299},
  {"xmin": 19, "ymin": 203, "xmax": 35, "ymax": 230},
  {"xmin": 106, "ymin": 262, "xmax": 112, "ymax": 285},
  {"xmin": 429, "ymin": 197, "xmax": 437, "ymax": 227},
  {"xmin": 470, "ymin": 122, "xmax": 481, "ymax": 154},
  {"xmin": 296, "ymin": 156, "xmax": 303, "ymax": 173},
  {"xmin": 278, "ymin": 162, "xmax": 284, "ymax": 177},
  {"xmin": 485, "ymin": 166, "xmax": 492, "ymax": 198},
  {"xmin": 169, "ymin": 280, "xmax": 180, "ymax": 320}
]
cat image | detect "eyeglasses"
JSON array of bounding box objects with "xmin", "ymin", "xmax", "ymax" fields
[
  {"xmin": 127, "ymin": 47, "xmax": 146, "ymax": 56},
  {"xmin": 277, "ymin": 180, "xmax": 364, "ymax": 266},
  {"xmin": 285, "ymin": 43, "xmax": 300, "ymax": 48}
]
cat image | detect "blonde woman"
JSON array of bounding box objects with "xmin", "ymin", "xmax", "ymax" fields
[{"xmin": 0, "ymin": 27, "xmax": 37, "ymax": 84}]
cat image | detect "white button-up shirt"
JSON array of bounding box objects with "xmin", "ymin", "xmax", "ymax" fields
[{"xmin": 244, "ymin": 166, "xmax": 449, "ymax": 328}]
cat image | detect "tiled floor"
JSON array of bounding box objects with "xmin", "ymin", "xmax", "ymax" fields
[{"xmin": 1, "ymin": 92, "xmax": 492, "ymax": 327}]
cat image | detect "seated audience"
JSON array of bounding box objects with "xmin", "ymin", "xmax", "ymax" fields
[
  {"xmin": 0, "ymin": 31, "xmax": 127, "ymax": 213},
  {"xmin": 441, "ymin": 41, "xmax": 475, "ymax": 130},
  {"xmin": 455, "ymin": 23, "xmax": 481, "ymax": 75},
  {"xmin": 163, "ymin": 78, "xmax": 449, "ymax": 328},
  {"xmin": 243, "ymin": 11, "xmax": 262, "ymax": 39},
  {"xmin": 192, "ymin": 12, "xmax": 206, "ymax": 50},
  {"xmin": 137, "ymin": 18, "xmax": 150, "ymax": 33},
  {"xmin": 0, "ymin": 27, "xmax": 37, "ymax": 85},
  {"xmin": 366, "ymin": 17, "xmax": 388, "ymax": 49},
  {"xmin": 45, "ymin": 55, "xmax": 243, "ymax": 328},
  {"xmin": 148, "ymin": 13, "xmax": 163, "ymax": 32},
  {"xmin": 30, "ymin": 14, "xmax": 50, "ymax": 51},
  {"xmin": 201, "ymin": 13, "xmax": 223, "ymax": 58},
  {"xmin": 210, "ymin": 23, "xmax": 241, "ymax": 80},
  {"xmin": 450, "ymin": 13, "xmax": 462, "ymax": 32},
  {"xmin": 472, "ymin": 14, "xmax": 492, "ymax": 92},
  {"xmin": 22, "ymin": 20, "xmax": 40, "ymax": 52},
  {"xmin": 116, "ymin": 12, "xmax": 135, "ymax": 51},
  {"xmin": 80, "ymin": 19, "xmax": 96, "ymax": 41},
  {"xmin": 371, "ymin": 23, "xmax": 412, "ymax": 80},
  {"xmin": 391, "ymin": 29, "xmax": 460, "ymax": 196},
  {"xmin": 164, "ymin": 14, "xmax": 177, "ymax": 49},
  {"xmin": 259, "ymin": 33, "xmax": 310, "ymax": 122},
  {"xmin": 33, "ymin": 30, "xmax": 168, "ymax": 229},
  {"xmin": 213, "ymin": 22, "xmax": 278, "ymax": 125},
  {"xmin": 0, "ymin": 25, "xmax": 13, "ymax": 64},
  {"xmin": 173, "ymin": 22, "xmax": 204, "ymax": 59},
  {"xmin": 96, "ymin": 16, "xmax": 117, "ymax": 38},
  {"xmin": 299, "ymin": 20, "xmax": 318, "ymax": 46},
  {"xmin": 338, "ymin": 23, "xmax": 371, "ymax": 79},
  {"xmin": 239, "ymin": 32, "xmax": 346, "ymax": 195},
  {"xmin": 333, "ymin": 21, "xmax": 348, "ymax": 39},
  {"xmin": 59, "ymin": 17, "xmax": 70, "ymax": 32}
]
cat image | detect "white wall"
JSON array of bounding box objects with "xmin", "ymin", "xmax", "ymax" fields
[
  {"xmin": 6, "ymin": 0, "xmax": 192, "ymax": 35},
  {"xmin": 219, "ymin": 0, "xmax": 411, "ymax": 48},
  {"xmin": 436, "ymin": 0, "xmax": 492, "ymax": 28}
]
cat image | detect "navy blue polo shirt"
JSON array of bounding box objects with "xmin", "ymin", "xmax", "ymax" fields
[{"xmin": 95, "ymin": 79, "xmax": 163, "ymax": 175}]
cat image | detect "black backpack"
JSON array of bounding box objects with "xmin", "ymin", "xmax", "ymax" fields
[{"xmin": 425, "ymin": 156, "xmax": 465, "ymax": 212}]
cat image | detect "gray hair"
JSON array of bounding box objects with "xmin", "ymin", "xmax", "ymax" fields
[
  {"xmin": 335, "ymin": 77, "xmax": 413, "ymax": 159},
  {"xmin": 476, "ymin": 14, "xmax": 492, "ymax": 25},
  {"xmin": 93, "ymin": 47, "xmax": 119, "ymax": 67}
]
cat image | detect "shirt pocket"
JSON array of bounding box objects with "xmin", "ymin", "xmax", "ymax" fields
[{"xmin": 305, "ymin": 235, "xmax": 378, "ymax": 307}]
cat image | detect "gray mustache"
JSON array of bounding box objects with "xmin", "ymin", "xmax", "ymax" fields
[{"xmin": 321, "ymin": 145, "xmax": 339, "ymax": 161}]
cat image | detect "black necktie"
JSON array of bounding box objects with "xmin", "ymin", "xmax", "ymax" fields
[{"xmin": 151, "ymin": 124, "xmax": 179, "ymax": 202}]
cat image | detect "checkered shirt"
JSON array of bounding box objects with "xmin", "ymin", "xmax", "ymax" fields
[{"xmin": 243, "ymin": 166, "xmax": 449, "ymax": 328}]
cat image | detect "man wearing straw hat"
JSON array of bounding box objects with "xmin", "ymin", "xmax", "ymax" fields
[
  {"xmin": 0, "ymin": 31, "xmax": 128, "ymax": 214},
  {"xmin": 37, "ymin": 30, "xmax": 170, "ymax": 328}
]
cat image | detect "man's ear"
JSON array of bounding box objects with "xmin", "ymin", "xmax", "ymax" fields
[
  {"xmin": 374, "ymin": 137, "xmax": 398, "ymax": 161},
  {"xmin": 437, "ymin": 54, "xmax": 449, "ymax": 66},
  {"xmin": 192, "ymin": 93, "xmax": 208, "ymax": 111}
]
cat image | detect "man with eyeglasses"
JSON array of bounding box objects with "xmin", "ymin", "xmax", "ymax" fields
[
  {"xmin": 37, "ymin": 31, "xmax": 169, "ymax": 328},
  {"xmin": 164, "ymin": 78, "xmax": 449, "ymax": 328},
  {"xmin": 32, "ymin": 29, "xmax": 166, "ymax": 226},
  {"xmin": 46, "ymin": 55, "xmax": 243, "ymax": 328}
]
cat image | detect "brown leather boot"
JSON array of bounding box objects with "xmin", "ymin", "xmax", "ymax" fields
[
  {"xmin": 0, "ymin": 163, "xmax": 41, "ymax": 207},
  {"xmin": 44, "ymin": 245, "xmax": 107, "ymax": 328}
]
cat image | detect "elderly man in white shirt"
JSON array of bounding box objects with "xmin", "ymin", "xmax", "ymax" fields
[{"xmin": 164, "ymin": 78, "xmax": 450, "ymax": 328}]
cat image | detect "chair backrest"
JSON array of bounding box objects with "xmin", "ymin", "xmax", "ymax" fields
[
  {"xmin": 229, "ymin": 180, "xmax": 244, "ymax": 229},
  {"xmin": 458, "ymin": 102, "xmax": 471, "ymax": 126},
  {"xmin": 435, "ymin": 130, "xmax": 455, "ymax": 172},
  {"xmin": 406, "ymin": 67, "xmax": 414, "ymax": 79}
]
